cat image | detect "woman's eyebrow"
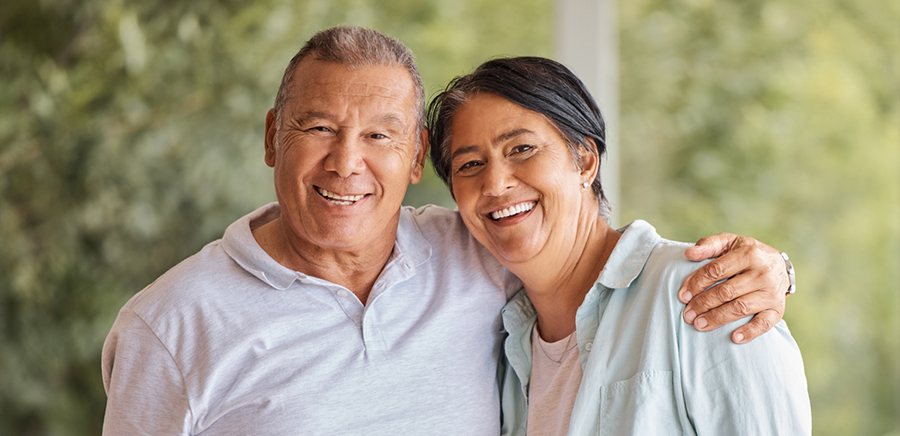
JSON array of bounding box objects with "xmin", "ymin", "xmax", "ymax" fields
[
  {"xmin": 451, "ymin": 145, "xmax": 480, "ymax": 160},
  {"xmin": 451, "ymin": 128, "xmax": 537, "ymax": 160},
  {"xmin": 493, "ymin": 128, "xmax": 533, "ymax": 144}
]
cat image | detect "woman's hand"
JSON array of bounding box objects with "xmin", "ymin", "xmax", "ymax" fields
[{"xmin": 678, "ymin": 233, "xmax": 790, "ymax": 344}]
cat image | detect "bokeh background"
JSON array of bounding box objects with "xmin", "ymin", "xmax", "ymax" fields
[{"xmin": 1, "ymin": 0, "xmax": 897, "ymax": 434}]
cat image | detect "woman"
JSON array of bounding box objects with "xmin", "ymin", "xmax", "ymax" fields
[{"xmin": 427, "ymin": 57, "xmax": 811, "ymax": 435}]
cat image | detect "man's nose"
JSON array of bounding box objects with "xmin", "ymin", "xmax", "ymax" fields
[
  {"xmin": 323, "ymin": 134, "xmax": 366, "ymax": 178},
  {"xmin": 481, "ymin": 162, "xmax": 516, "ymax": 197}
]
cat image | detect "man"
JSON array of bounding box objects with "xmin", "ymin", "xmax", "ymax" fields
[{"xmin": 101, "ymin": 26, "xmax": 792, "ymax": 435}]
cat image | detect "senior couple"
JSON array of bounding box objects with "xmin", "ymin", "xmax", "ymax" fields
[{"xmin": 101, "ymin": 26, "xmax": 810, "ymax": 435}]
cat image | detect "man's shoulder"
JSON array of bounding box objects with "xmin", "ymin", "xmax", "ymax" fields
[
  {"xmin": 400, "ymin": 205, "xmax": 473, "ymax": 247},
  {"xmin": 400, "ymin": 205, "xmax": 519, "ymax": 296},
  {"xmin": 122, "ymin": 239, "xmax": 249, "ymax": 322},
  {"xmin": 402, "ymin": 204, "xmax": 462, "ymax": 230}
]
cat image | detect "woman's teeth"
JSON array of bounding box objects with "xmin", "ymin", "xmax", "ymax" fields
[
  {"xmin": 317, "ymin": 187, "xmax": 364, "ymax": 205},
  {"xmin": 491, "ymin": 202, "xmax": 536, "ymax": 220}
]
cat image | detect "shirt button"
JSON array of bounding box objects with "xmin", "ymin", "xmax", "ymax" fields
[
  {"xmin": 337, "ymin": 289, "xmax": 348, "ymax": 297},
  {"xmin": 585, "ymin": 342, "xmax": 593, "ymax": 351}
]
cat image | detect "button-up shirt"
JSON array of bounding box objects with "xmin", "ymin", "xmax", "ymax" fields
[{"xmin": 499, "ymin": 220, "xmax": 811, "ymax": 436}]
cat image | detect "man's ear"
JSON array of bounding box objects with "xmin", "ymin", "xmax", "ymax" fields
[
  {"xmin": 578, "ymin": 138, "xmax": 600, "ymax": 183},
  {"xmin": 409, "ymin": 128, "xmax": 430, "ymax": 185},
  {"xmin": 264, "ymin": 108, "xmax": 278, "ymax": 167}
]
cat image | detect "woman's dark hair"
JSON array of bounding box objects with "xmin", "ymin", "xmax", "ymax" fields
[{"xmin": 427, "ymin": 56, "xmax": 610, "ymax": 218}]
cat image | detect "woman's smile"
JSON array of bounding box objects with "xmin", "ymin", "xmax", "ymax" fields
[
  {"xmin": 487, "ymin": 200, "xmax": 537, "ymax": 221},
  {"xmin": 449, "ymin": 92, "xmax": 589, "ymax": 265}
]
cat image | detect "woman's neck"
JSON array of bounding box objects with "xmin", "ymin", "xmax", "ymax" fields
[{"xmin": 507, "ymin": 213, "xmax": 620, "ymax": 342}]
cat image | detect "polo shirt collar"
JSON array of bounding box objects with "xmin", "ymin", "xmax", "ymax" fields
[
  {"xmin": 222, "ymin": 203, "xmax": 300, "ymax": 290},
  {"xmin": 221, "ymin": 203, "xmax": 433, "ymax": 291}
]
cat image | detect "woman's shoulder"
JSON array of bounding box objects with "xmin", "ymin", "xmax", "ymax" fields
[{"xmin": 605, "ymin": 220, "xmax": 709, "ymax": 302}]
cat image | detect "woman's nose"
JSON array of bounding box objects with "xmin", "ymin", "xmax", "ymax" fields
[{"xmin": 481, "ymin": 162, "xmax": 516, "ymax": 197}]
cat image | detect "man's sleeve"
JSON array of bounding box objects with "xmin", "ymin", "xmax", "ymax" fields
[
  {"xmin": 101, "ymin": 309, "xmax": 193, "ymax": 435},
  {"xmin": 678, "ymin": 314, "xmax": 812, "ymax": 435}
]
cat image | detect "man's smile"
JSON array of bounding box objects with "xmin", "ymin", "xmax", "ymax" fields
[{"xmin": 315, "ymin": 187, "xmax": 367, "ymax": 205}]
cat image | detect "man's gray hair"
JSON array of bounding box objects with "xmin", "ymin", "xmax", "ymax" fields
[{"xmin": 273, "ymin": 25, "xmax": 425, "ymax": 134}]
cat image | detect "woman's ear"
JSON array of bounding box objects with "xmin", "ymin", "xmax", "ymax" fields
[{"xmin": 577, "ymin": 138, "xmax": 600, "ymax": 183}]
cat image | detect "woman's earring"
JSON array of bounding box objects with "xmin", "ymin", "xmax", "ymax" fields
[{"xmin": 582, "ymin": 182, "xmax": 589, "ymax": 189}]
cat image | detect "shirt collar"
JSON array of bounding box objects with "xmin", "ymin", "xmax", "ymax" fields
[
  {"xmin": 596, "ymin": 220, "xmax": 661, "ymax": 290},
  {"xmin": 394, "ymin": 206, "xmax": 433, "ymax": 269},
  {"xmin": 221, "ymin": 203, "xmax": 299, "ymax": 290},
  {"xmin": 501, "ymin": 219, "xmax": 662, "ymax": 326},
  {"xmin": 221, "ymin": 203, "xmax": 433, "ymax": 291}
]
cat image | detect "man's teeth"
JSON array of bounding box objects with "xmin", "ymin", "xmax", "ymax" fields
[
  {"xmin": 491, "ymin": 202, "xmax": 536, "ymax": 220},
  {"xmin": 317, "ymin": 187, "xmax": 364, "ymax": 204}
]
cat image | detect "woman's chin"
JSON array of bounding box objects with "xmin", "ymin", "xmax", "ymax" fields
[{"xmin": 488, "ymin": 238, "xmax": 544, "ymax": 267}]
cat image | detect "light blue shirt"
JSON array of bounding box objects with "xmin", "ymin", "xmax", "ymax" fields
[{"xmin": 499, "ymin": 220, "xmax": 811, "ymax": 435}]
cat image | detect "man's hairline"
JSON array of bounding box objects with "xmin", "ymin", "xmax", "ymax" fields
[
  {"xmin": 274, "ymin": 57, "xmax": 424, "ymax": 153},
  {"xmin": 276, "ymin": 54, "xmax": 424, "ymax": 131},
  {"xmin": 272, "ymin": 60, "xmax": 424, "ymax": 167}
]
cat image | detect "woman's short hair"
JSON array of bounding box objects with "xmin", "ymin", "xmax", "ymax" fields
[{"xmin": 427, "ymin": 56, "xmax": 610, "ymax": 218}]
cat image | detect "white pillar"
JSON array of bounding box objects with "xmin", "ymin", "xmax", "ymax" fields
[{"xmin": 555, "ymin": 0, "xmax": 619, "ymax": 226}]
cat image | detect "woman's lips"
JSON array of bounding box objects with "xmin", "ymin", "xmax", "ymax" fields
[{"xmin": 489, "ymin": 201, "xmax": 537, "ymax": 221}]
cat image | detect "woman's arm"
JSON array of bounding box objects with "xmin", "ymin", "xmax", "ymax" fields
[{"xmin": 677, "ymin": 311, "xmax": 811, "ymax": 435}]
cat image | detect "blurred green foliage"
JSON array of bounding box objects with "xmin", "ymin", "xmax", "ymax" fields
[
  {"xmin": 618, "ymin": 0, "xmax": 900, "ymax": 435},
  {"xmin": 0, "ymin": 0, "xmax": 896, "ymax": 435}
]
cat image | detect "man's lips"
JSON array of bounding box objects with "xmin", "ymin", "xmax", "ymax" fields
[
  {"xmin": 488, "ymin": 201, "xmax": 537, "ymax": 221},
  {"xmin": 315, "ymin": 187, "xmax": 366, "ymax": 205}
]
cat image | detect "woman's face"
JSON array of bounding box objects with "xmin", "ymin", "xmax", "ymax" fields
[{"xmin": 449, "ymin": 92, "xmax": 594, "ymax": 265}]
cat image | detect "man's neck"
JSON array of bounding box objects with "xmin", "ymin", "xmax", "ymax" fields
[{"xmin": 251, "ymin": 214, "xmax": 396, "ymax": 305}]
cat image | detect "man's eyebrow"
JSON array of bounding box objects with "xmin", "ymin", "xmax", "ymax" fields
[
  {"xmin": 294, "ymin": 111, "xmax": 333, "ymax": 125},
  {"xmin": 372, "ymin": 113, "xmax": 409, "ymax": 131}
]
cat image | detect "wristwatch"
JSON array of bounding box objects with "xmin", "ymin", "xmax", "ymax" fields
[{"xmin": 780, "ymin": 252, "xmax": 796, "ymax": 295}]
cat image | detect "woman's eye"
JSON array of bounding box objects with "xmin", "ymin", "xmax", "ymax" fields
[
  {"xmin": 510, "ymin": 144, "xmax": 534, "ymax": 155},
  {"xmin": 456, "ymin": 161, "xmax": 482, "ymax": 173},
  {"xmin": 370, "ymin": 133, "xmax": 387, "ymax": 140}
]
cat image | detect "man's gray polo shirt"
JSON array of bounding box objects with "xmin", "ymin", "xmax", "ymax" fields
[{"xmin": 102, "ymin": 203, "xmax": 521, "ymax": 435}]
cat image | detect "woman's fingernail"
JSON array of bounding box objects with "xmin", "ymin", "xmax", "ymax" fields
[
  {"xmin": 681, "ymin": 291, "xmax": 692, "ymax": 302},
  {"xmin": 735, "ymin": 332, "xmax": 745, "ymax": 343},
  {"xmin": 695, "ymin": 317, "xmax": 707, "ymax": 329}
]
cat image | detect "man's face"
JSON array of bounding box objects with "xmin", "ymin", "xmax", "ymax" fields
[{"xmin": 264, "ymin": 59, "xmax": 426, "ymax": 253}]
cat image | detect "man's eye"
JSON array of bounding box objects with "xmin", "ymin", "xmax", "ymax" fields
[
  {"xmin": 370, "ymin": 133, "xmax": 387, "ymax": 140},
  {"xmin": 309, "ymin": 126, "xmax": 332, "ymax": 133}
]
